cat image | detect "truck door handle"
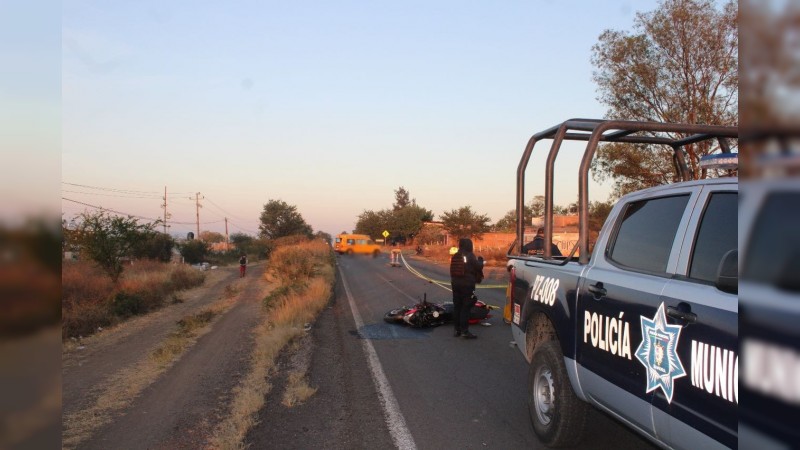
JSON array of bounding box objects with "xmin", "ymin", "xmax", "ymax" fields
[
  {"xmin": 587, "ymin": 282, "xmax": 606, "ymax": 299},
  {"xmin": 667, "ymin": 305, "xmax": 697, "ymax": 324}
]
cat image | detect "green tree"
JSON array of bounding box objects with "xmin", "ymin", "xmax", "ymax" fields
[
  {"xmin": 494, "ymin": 204, "xmax": 535, "ymax": 232},
  {"xmin": 440, "ymin": 206, "xmax": 491, "ymax": 241},
  {"xmin": 258, "ymin": 199, "xmax": 313, "ymax": 240},
  {"xmin": 529, "ymin": 195, "xmax": 546, "ymax": 218},
  {"xmin": 230, "ymin": 232, "xmax": 254, "ymax": 251},
  {"xmin": 591, "ymin": 0, "xmax": 738, "ymax": 196},
  {"xmin": 391, "ymin": 204, "xmax": 434, "ymax": 241},
  {"xmin": 354, "ymin": 209, "xmax": 391, "ymax": 240},
  {"xmin": 180, "ymin": 239, "xmax": 210, "ymax": 264},
  {"xmin": 199, "ymin": 230, "xmax": 225, "ymax": 243},
  {"xmin": 589, "ymin": 200, "xmax": 615, "ymax": 234},
  {"xmin": 393, "ymin": 186, "xmax": 412, "ymax": 211},
  {"xmin": 314, "ymin": 230, "xmax": 332, "ymax": 245},
  {"xmin": 356, "ymin": 188, "xmax": 434, "ymax": 242},
  {"xmin": 69, "ymin": 211, "xmax": 159, "ymax": 282},
  {"xmin": 132, "ymin": 231, "xmax": 174, "ymax": 262}
]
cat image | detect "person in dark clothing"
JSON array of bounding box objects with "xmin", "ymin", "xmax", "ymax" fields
[
  {"xmin": 450, "ymin": 237, "xmax": 484, "ymax": 339},
  {"xmin": 239, "ymin": 254, "xmax": 247, "ymax": 278},
  {"xmin": 522, "ymin": 227, "xmax": 563, "ymax": 257}
]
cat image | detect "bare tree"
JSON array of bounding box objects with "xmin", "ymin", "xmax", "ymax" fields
[{"xmin": 591, "ymin": 0, "xmax": 738, "ymax": 196}]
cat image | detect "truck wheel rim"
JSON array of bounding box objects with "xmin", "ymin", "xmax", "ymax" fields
[{"xmin": 534, "ymin": 365, "xmax": 555, "ymax": 426}]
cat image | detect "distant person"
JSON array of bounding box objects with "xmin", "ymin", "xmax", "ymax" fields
[
  {"xmin": 239, "ymin": 254, "xmax": 247, "ymax": 278},
  {"xmin": 450, "ymin": 238, "xmax": 484, "ymax": 339},
  {"xmin": 522, "ymin": 227, "xmax": 563, "ymax": 257}
]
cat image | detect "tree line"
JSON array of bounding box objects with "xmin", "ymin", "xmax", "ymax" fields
[
  {"xmin": 62, "ymin": 198, "xmax": 330, "ymax": 283},
  {"xmin": 64, "ymin": 0, "xmax": 737, "ymax": 280}
]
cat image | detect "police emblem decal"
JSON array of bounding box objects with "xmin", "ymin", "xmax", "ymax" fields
[{"xmin": 635, "ymin": 302, "xmax": 686, "ymax": 404}]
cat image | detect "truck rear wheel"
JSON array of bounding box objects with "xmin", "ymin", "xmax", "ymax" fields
[{"xmin": 528, "ymin": 340, "xmax": 587, "ymax": 447}]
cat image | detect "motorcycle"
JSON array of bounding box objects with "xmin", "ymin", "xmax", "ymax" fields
[{"xmin": 383, "ymin": 293, "xmax": 498, "ymax": 328}]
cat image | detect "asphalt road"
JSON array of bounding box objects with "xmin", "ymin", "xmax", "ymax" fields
[{"xmin": 251, "ymin": 252, "xmax": 656, "ymax": 450}]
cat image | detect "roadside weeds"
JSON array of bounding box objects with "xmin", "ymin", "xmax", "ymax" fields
[
  {"xmin": 61, "ymin": 280, "xmax": 243, "ymax": 450},
  {"xmin": 208, "ymin": 241, "xmax": 334, "ymax": 450}
]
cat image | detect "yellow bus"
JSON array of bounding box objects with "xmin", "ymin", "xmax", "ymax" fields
[{"xmin": 334, "ymin": 234, "xmax": 381, "ymax": 256}]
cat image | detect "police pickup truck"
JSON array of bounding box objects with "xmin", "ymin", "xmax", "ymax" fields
[
  {"xmin": 738, "ymin": 132, "xmax": 800, "ymax": 449},
  {"xmin": 506, "ymin": 119, "xmax": 738, "ymax": 449}
]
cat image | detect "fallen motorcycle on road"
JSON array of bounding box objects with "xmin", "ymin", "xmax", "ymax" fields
[{"xmin": 383, "ymin": 293, "xmax": 498, "ymax": 328}]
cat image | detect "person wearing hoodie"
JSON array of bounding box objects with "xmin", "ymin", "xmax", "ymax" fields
[{"xmin": 449, "ymin": 237, "xmax": 484, "ymax": 339}]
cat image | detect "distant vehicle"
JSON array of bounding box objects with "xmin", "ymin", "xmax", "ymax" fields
[
  {"xmin": 334, "ymin": 233, "xmax": 381, "ymax": 256},
  {"xmin": 507, "ymin": 119, "xmax": 738, "ymax": 449}
]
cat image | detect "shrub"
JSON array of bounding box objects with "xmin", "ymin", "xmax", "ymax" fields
[
  {"xmin": 180, "ymin": 240, "xmax": 210, "ymax": 264},
  {"xmin": 111, "ymin": 292, "xmax": 144, "ymax": 318},
  {"xmin": 62, "ymin": 260, "xmax": 207, "ymax": 339},
  {"xmin": 168, "ymin": 265, "xmax": 205, "ymax": 291},
  {"xmin": 267, "ymin": 241, "xmax": 333, "ymax": 285}
]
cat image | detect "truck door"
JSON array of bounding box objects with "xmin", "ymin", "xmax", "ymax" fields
[
  {"xmin": 576, "ymin": 189, "xmax": 697, "ymax": 439},
  {"xmin": 653, "ymin": 187, "xmax": 738, "ymax": 450}
]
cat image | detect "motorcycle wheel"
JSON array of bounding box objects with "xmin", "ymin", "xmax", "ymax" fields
[{"xmin": 384, "ymin": 308, "xmax": 407, "ymax": 324}]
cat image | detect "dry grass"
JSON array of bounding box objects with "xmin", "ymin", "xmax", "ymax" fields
[
  {"xmin": 62, "ymin": 261, "xmax": 205, "ymax": 339},
  {"xmin": 208, "ymin": 240, "xmax": 333, "ymax": 450},
  {"xmin": 282, "ymin": 371, "xmax": 317, "ymax": 407},
  {"xmin": 61, "ymin": 292, "xmax": 239, "ymax": 450},
  {"xmin": 150, "ymin": 308, "xmax": 219, "ymax": 367}
]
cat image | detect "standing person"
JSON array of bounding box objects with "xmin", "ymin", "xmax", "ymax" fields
[
  {"xmin": 521, "ymin": 227, "xmax": 563, "ymax": 257},
  {"xmin": 239, "ymin": 254, "xmax": 247, "ymax": 278},
  {"xmin": 450, "ymin": 237, "xmax": 484, "ymax": 339}
]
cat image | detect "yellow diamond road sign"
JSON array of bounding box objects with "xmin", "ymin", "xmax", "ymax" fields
[{"xmin": 382, "ymin": 230, "xmax": 389, "ymax": 238}]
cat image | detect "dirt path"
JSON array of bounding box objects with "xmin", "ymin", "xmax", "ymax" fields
[{"xmin": 62, "ymin": 263, "xmax": 268, "ymax": 449}]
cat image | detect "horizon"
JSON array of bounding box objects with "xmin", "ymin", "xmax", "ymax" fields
[{"xmin": 57, "ymin": 1, "xmax": 665, "ymax": 237}]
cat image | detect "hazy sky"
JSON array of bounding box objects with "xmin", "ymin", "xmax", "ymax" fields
[{"xmin": 60, "ymin": 0, "xmax": 661, "ymax": 237}]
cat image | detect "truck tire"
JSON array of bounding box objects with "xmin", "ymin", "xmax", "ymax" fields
[
  {"xmin": 346, "ymin": 249, "xmax": 354, "ymax": 256},
  {"xmin": 528, "ymin": 340, "xmax": 587, "ymax": 447}
]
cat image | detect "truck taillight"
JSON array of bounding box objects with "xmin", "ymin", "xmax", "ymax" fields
[{"xmin": 509, "ymin": 266, "xmax": 516, "ymax": 303}]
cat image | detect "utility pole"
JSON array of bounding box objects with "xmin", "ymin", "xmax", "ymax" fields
[
  {"xmin": 191, "ymin": 192, "xmax": 203, "ymax": 239},
  {"xmin": 161, "ymin": 186, "xmax": 169, "ymax": 234},
  {"xmin": 225, "ymin": 217, "xmax": 229, "ymax": 248}
]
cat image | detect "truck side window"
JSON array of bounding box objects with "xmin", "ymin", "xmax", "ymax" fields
[
  {"xmin": 688, "ymin": 192, "xmax": 738, "ymax": 283},
  {"xmin": 608, "ymin": 195, "xmax": 690, "ymax": 274},
  {"xmin": 743, "ymin": 192, "xmax": 800, "ymax": 287}
]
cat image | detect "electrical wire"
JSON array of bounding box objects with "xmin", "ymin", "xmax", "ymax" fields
[
  {"xmin": 61, "ymin": 189, "xmax": 162, "ymax": 199},
  {"xmin": 62, "ymin": 197, "xmax": 225, "ymax": 225},
  {"xmin": 62, "ymin": 182, "xmax": 195, "ymax": 195},
  {"xmin": 204, "ymin": 196, "xmax": 250, "ymax": 222}
]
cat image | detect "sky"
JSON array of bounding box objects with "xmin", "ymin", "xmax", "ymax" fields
[{"xmin": 56, "ymin": 0, "xmax": 663, "ymax": 238}]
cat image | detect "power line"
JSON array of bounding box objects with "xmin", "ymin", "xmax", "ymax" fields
[
  {"xmin": 62, "ymin": 197, "xmax": 225, "ymax": 225},
  {"xmin": 228, "ymin": 220, "xmax": 259, "ymax": 236},
  {"xmin": 62, "ymin": 182, "xmax": 195, "ymax": 195},
  {"xmin": 61, "ymin": 189, "xmax": 162, "ymax": 199},
  {"xmin": 204, "ymin": 196, "xmax": 249, "ymax": 222},
  {"xmin": 62, "ymin": 197, "xmax": 163, "ymax": 222},
  {"xmin": 62, "ymin": 182, "xmax": 161, "ymax": 195}
]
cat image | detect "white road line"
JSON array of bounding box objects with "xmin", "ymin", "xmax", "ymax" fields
[{"xmin": 339, "ymin": 268, "xmax": 418, "ymax": 450}]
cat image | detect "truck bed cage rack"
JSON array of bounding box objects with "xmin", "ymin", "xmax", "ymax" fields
[{"xmin": 511, "ymin": 118, "xmax": 738, "ymax": 265}]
